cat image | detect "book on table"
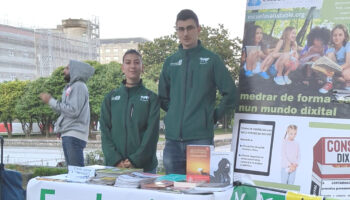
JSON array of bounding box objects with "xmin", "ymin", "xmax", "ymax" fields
[
  {"xmin": 173, "ymin": 181, "xmax": 200, "ymax": 188},
  {"xmin": 209, "ymin": 151, "xmax": 234, "ymax": 185},
  {"xmin": 186, "ymin": 145, "xmax": 214, "ymax": 183},
  {"xmin": 312, "ymin": 56, "xmax": 342, "ymax": 74}
]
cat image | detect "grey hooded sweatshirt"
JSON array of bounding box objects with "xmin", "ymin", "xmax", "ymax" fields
[{"xmin": 49, "ymin": 60, "xmax": 95, "ymax": 142}]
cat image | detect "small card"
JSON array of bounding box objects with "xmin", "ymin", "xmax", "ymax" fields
[{"xmin": 67, "ymin": 165, "xmax": 96, "ymax": 183}]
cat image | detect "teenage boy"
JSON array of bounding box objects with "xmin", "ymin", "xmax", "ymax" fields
[{"xmin": 158, "ymin": 9, "xmax": 237, "ymax": 174}]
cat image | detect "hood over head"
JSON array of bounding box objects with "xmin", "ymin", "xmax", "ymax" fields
[{"xmin": 68, "ymin": 60, "xmax": 95, "ymax": 83}]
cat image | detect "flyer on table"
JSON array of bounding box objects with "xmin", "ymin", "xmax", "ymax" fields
[{"xmin": 232, "ymin": 0, "xmax": 350, "ymax": 199}]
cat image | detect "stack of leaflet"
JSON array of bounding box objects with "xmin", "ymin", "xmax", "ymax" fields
[
  {"xmin": 114, "ymin": 172, "xmax": 160, "ymax": 188},
  {"xmin": 89, "ymin": 167, "xmax": 143, "ymax": 186}
]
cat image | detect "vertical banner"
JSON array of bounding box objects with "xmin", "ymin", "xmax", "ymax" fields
[{"xmin": 232, "ymin": 0, "xmax": 350, "ymax": 199}]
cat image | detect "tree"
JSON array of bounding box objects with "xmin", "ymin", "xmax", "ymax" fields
[
  {"xmin": 15, "ymin": 77, "xmax": 56, "ymax": 137},
  {"xmin": 14, "ymin": 81, "xmax": 35, "ymax": 138},
  {"xmin": 0, "ymin": 80, "xmax": 28, "ymax": 138},
  {"xmin": 87, "ymin": 61, "xmax": 124, "ymax": 131}
]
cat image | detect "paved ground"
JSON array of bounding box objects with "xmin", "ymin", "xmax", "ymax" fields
[{"xmin": 3, "ymin": 133, "xmax": 234, "ymax": 167}]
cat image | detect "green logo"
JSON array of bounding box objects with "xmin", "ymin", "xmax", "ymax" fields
[
  {"xmin": 232, "ymin": 186, "xmax": 257, "ymax": 200},
  {"xmin": 260, "ymin": 192, "xmax": 285, "ymax": 200},
  {"xmin": 40, "ymin": 189, "xmax": 55, "ymax": 200}
]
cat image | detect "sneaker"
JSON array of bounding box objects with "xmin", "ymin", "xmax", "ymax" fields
[
  {"xmin": 269, "ymin": 64, "xmax": 277, "ymax": 76},
  {"xmin": 274, "ymin": 76, "xmax": 285, "ymax": 85},
  {"xmin": 319, "ymin": 82, "xmax": 333, "ymax": 94},
  {"xmin": 284, "ymin": 76, "xmax": 292, "ymax": 84},
  {"xmin": 259, "ymin": 71, "xmax": 270, "ymax": 79},
  {"xmin": 245, "ymin": 70, "xmax": 253, "ymax": 77}
]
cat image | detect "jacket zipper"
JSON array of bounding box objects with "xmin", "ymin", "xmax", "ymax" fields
[
  {"xmin": 124, "ymin": 91, "xmax": 129, "ymax": 156},
  {"xmin": 204, "ymin": 108, "xmax": 207, "ymax": 129},
  {"xmin": 130, "ymin": 104, "xmax": 134, "ymax": 120},
  {"xmin": 179, "ymin": 52, "xmax": 190, "ymax": 141},
  {"xmin": 189, "ymin": 70, "xmax": 193, "ymax": 88}
]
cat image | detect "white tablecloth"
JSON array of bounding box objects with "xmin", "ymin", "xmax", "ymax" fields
[{"xmin": 27, "ymin": 178, "xmax": 233, "ymax": 200}]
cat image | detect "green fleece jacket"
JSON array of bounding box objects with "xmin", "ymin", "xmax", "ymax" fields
[
  {"xmin": 158, "ymin": 41, "xmax": 237, "ymax": 141},
  {"xmin": 99, "ymin": 81, "xmax": 159, "ymax": 171}
]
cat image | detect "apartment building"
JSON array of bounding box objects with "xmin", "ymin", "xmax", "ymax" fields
[
  {"xmin": 0, "ymin": 18, "xmax": 100, "ymax": 82},
  {"xmin": 100, "ymin": 37, "xmax": 149, "ymax": 64}
]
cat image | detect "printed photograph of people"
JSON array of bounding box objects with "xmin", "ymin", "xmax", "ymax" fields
[
  {"xmin": 315, "ymin": 24, "xmax": 350, "ymax": 94},
  {"xmin": 281, "ymin": 124, "xmax": 300, "ymax": 185},
  {"xmin": 242, "ymin": 25, "xmax": 269, "ymax": 79},
  {"xmin": 238, "ymin": 3, "xmax": 350, "ymax": 119}
]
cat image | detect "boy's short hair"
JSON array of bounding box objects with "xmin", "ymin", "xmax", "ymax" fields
[
  {"xmin": 176, "ymin": 9, "xmax": 199, "ymax": 26},
  {"xmin": 122, "ymin": 49, "xmax": 142, "ymax": 63}
]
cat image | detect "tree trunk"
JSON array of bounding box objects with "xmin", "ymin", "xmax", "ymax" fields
[
  {"xmin": 20, "ymin": 119, "xmax": 33, "ymax": 138},
  {"xmin": 3, "ymin": 120, "xmax": 12, "ymax": 138},
  {"xmin": 45, "ymin": 118, "xmax": 51, "ymax": 138}
]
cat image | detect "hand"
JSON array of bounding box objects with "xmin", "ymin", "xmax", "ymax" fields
[
  {"xmin": 124, "ymin": 159, "xmax": 134, "ymax": 168},
  {"xmin": 40, "ymin": 93, "xmax": 51, "ymax": 104},
  {"xmin": 116, "ymin": 161, "xmax": 126, "ymax": 168}
]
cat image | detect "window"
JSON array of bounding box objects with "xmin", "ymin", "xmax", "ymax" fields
[
  {"xmin": 105, "ymin": 49, "xmax": 111, "ymax": 53},
  {"xmin": 113, "ymin": 48, "xmax": 118, "ymax": 52}
]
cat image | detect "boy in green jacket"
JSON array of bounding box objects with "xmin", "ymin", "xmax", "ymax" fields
[
  {"xmin": 100, "ymin": 49, "xmax": 159, "ymax": 173},
  {"xmin": 158, "ymin": 9, "xmax": 237, "ymax": 174}
]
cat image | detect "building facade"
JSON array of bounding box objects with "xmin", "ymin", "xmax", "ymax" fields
[
  {"xmin": 100, "ymin": 38, "xmax": 149, "ymax": 64},
  {"xmin": 0, "ymin": 18, "xmax": 100, "ymax": 82}
]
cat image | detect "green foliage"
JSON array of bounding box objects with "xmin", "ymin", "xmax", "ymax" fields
[
  {"xmin": 32, "ymin": 167, "xmax": 67, "ymax": 177},
  {"xmin": 139, "ymin": 35, "xmax": 178, "ymax": 82},
  {"xmin": 200, "ymin": 24, "xmax": 242, "ymax": 80},
  {"xmin": 87, "ymin": 62, "xmax": 124, "ymax": 129},
  {"xmin": 6, "ymin": 164, "xmax": 67, "ymax": 177},
  {"xmin": 13, "ymin": 68, "xmax": 66, "ymax": 137},
  {"xmin": 15, "ymin": 82, "xmax": 37, "ymax": 137},
  {"xmin": 0, "ymin": 80, "xmax": 28, "ymax": 137}
]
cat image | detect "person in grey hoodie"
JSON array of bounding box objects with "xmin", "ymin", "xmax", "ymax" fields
[{"xmin": 40, "ymin": 60, "xmax": 95, "ymax": 166}]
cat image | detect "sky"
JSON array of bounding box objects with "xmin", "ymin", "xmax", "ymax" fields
[{"xmin": 0, "ymin": 0, "xmax": 246, "ymax": 41}]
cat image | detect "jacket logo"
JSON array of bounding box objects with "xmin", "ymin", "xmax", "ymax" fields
[
  {"xmin": 111, "ymin": 95, "xmax": 120, "ymax": 101},
  {"xmin": 199, "ymin": 57, "xmax": 210, "ymax": 64},
  {"xmin": 140, "ymin": 96, "xmax": 149, "ymax": 101},
  {"xmin": 170, "ymin": 59, "xmax": 182, "ymax": 66}
]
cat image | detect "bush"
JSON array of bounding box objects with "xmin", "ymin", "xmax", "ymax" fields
[{"xmin": 32, "ymin": 167, "xmax": 67, "ymax": 177}]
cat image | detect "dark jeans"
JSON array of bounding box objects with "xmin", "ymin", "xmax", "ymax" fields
[
  {"xmin": 163, "ymin": 138, "xmax": 214, "ymax": 175},
  {"xmin": 62, "ymin": 136, "xmax": 86, "ymax": 167}
]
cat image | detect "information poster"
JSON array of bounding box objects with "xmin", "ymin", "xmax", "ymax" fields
[{"xmin": 232, "ymin": 0, "xmax": 350, "ymax": 199}]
